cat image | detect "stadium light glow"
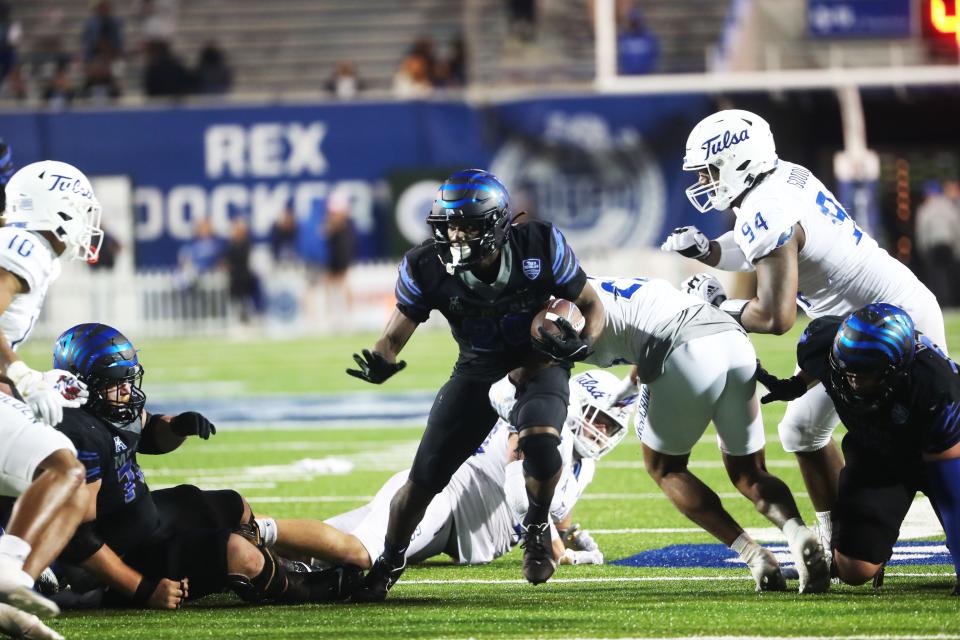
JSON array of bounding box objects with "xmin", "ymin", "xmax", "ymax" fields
[{"xmin": 931, "ymin": 0, "xmax": 960, "ymax": 45}]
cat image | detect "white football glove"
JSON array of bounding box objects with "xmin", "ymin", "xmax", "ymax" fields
[
  {"xmin": 7, "ymin": 362, "xmax": 87, "ymax": 427},
  {"xmin": 681, "ymin": 272, "xmax": 728, "ymax": 307},
  {"xmin": 560, "ymin": 548, "xmax": 604, "ymax": 566},
  {"xmin": 562, "ymin": 524, "xmax": 599, "ymax": 553},
  {"xmin": 661, "ymin": 226, "xmax": 711, "ymax": 260},
  {"xmin": 43, "ymin": 369, "xmax": 89, "ymax": 405}
]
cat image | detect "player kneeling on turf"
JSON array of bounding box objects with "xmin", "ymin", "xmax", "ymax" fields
[
  {"xmin": 16, "ymin": 323, "xmax": 357, "ymax": 609},
  {"xmin": 757, "ymin": 304, "xmax": 960, "ymax": 594}
]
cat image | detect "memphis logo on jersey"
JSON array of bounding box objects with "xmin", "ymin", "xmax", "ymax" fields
[
  {"xmin": 114, "ymin": 436, "xmax": 127, "ymax": 453},
  {"xmin": 522, "ymin": 258, "xmax": 541, "ymax": 280},
  {"xmin": 612, "ymin": 541, "xmax": 953, "ymax": 569}
]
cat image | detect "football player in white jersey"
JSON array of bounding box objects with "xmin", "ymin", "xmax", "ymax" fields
[
  {"xmin": 0, "ymin": 161, "xmax": 102, "ymax": 627},
  {"xmin": 661, "ymin": 109, "xmax": 947, "ymax": 559},
  {"xmin": 587, "ymin": 275, "xmax": 829, "ymax": 593},
  {"xmin": 244, "ymin": 370, "xmax": 632, "ymax": 573}
]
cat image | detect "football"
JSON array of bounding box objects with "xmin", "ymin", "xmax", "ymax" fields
[{"xmin": 530, "ymin": 298, "xmax": 585, "ymax": 341}]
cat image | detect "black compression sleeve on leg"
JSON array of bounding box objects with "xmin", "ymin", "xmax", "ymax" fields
[
  {"xmin": 227, "ymin": 546, "xmax": 288, "ymax": 603},
  {"xmin": 519, "ymin": 431, "xmax": 562, "ymax": 481}
]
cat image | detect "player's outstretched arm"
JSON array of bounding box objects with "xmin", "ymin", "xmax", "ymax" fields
[
  {"xmin": 574, "ymin": 279, "xmax": 605, "ymax": 350},
  {"xmin": 346, "ymin": 308, "xmax": 418, "ymax": 384},
  {"xmin": 139, "ymin": 411, "xmax": 216, "ymax": 455}
]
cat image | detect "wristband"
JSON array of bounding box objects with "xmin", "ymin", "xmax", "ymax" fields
[
  {"xmin": 133, "ymin": 576, "xmax": 159, "ymax": 605},
  {"xmin": 719, "ymin": 298, "xmax": 751, "ymax": 326}
]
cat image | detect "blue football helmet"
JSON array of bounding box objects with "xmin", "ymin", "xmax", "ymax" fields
[
  {"xmin": 829, "ymin": 303, "xmax": 916, "ymax": 409},
  {"xmin": 426, "ymin": 169, "xmax": 511, "ymax": 273},
  {"xmin": 53, "ymin": 323, "xmax": 146, "ymax": 426}
]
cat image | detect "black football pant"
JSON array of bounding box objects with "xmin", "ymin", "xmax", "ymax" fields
[{"xmin": 409, "ymin": 365, "xmax": 570, "ymax": 494}]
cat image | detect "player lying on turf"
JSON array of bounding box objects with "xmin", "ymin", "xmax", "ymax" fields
[
  {"xmin": 663, "ymin": 109, "xmax": 947, "ymax": 560},
  {"xmin": 585, "ymin": 275, "xmax": 829, "ymax": 593},
  {"xmin": 244, "ymin": 369, "xmax": 634, "ymax": 572},
  {"xmin": 756, "ymin": 303, "xmax": 960, "ymax": 594},
  {"xmin": 10, "ymin": 323, "xmax": 357, "ymax": 610},
  {"xmin": 346, "ymin": 169, "xmax": 604, "ymax": 599}
]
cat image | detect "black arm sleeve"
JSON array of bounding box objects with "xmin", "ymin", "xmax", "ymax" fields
[
  {"xmin": 394, "ymin": 252, "xmax": 432, "ymax": 323},
  {"xmin": 796, "ymin": 316, "xmax": 843, "ymax": 382},
  {"xmin": 547, "ymin": 224, "xmax": 587, "ymax": 301},
  {"xmin": 138, "ymin": 412, "xmax": 172, "ymax": 455}
]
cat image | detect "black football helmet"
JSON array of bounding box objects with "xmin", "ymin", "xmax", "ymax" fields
[
  {"xmin": 426, "ymin": 169, "xmax": 512, "ymax": 273},
  {"xmin": 829, "ymin": 303, "xmax": 916, "ymax": 410},
  {"xmin": 53, "ymin": 323, "xmax": 146, "ymax": 426}
]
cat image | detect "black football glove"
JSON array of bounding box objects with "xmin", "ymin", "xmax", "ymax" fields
[
  {"xmin": 346, "ymin": 349, "xmax": 406, "ymax": 384},
  {"xmin": 533, "ymin": 317, "xmax": 593, "ymax": 363},
  {"xmin": 170, "ymin": 411, "xmax": 217, "ymax": 439},
  {"xmin": 755, "ymin": 361, "xmax": 808, "ymax": 404}
]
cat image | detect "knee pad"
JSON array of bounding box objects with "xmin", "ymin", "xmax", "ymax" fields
[
  {"xmin": 777, "ymin": 418, "xmax": 834, "ymax": 453},
  {"xmin": 519, "ymin": 432, "xmax": 562, "ymax": 481},
  {"xmin": 227, "ymin": 546, "xmax": 288, "ymax": 603}
]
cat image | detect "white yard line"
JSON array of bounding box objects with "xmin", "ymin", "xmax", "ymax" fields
[{"xmin": 400, "ymin": 573, "xmax": 954, "ymax": 586}]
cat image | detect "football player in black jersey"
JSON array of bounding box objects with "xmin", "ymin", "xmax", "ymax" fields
[
  {"xmin": 44, "ymin": 323, "xmax": 355, "ymax": 609},
  {"xmin": 757, "ymin": 303, "xmax": 960, "ymax": 593},
  {"xmin": 347, "ymin": 169, "xmax": 604, "ymax": 599}
]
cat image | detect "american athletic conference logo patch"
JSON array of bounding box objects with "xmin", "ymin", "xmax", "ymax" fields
[{"xmin": 522, "ymin": 258, "xmax": 541, "ymax": 280}]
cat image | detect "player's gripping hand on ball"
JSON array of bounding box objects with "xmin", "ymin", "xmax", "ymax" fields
[
  {"xmin": 533, "ymin": 317, "xmax": 593, "ymax": 363},
  {"xmin": 347, "ymin": 349, "xmax": 406, "ymax": 384}
]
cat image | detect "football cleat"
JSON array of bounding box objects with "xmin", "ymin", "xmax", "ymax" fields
[
  {"xmin": 743, "ymin": 545, "xmax": 787, "ymax": 592},
  {"xmin": 788, "ymin": 528, "xmax": 831, "ymax": 594},
  {"xmin": 872, "ymin": 563, "xmax": 886, "ymax": 590},
  {"xmin": 350, "ymin": 555, "xmax": 406, "ymax": 603},
  {"xmin": 521, "ymin": 522, "xmax": 557, "ymax": 585},
  {"xmin": 0, "ymin": 603, "xmax": 63, "ymax": 640},
  {"xmin": 0, "ymin": 581, "xmax": 59, "ymax": 619}
]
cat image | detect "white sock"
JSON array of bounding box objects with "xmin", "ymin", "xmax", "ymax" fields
[
  {"xmin": 815, "ymin": 511, "xmax": 833, "ymax": 536},
  {"xmin": 782, "ymin": 517, "xmax": 805, "ymax": 545},
  {"xmin": 255, "ymin": 517, "xmax": 278, "ymax": 547},
  {"xmin": 0, "ymin": 535, "xmax": 31, "ymax": 567},
  {"xmin": 729, "ymin": 533, "xmax": 756, "ymax": 560}
]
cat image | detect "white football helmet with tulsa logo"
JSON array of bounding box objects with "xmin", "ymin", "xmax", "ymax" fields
[
  {"xmin": 4, "ymin": 160, "xmax": 104, "ymax": 262},
  {"xmin": 683, "ymin": 109, "xmax": 778, "ymax": 213},
  {"xmin": 566, "ymin": 369, "xmax": 634, "ymax": 459}
]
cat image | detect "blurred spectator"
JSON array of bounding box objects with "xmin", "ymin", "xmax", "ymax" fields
[
  {"xmin": 445, "ymin": 36, "xmax": 466, "ymax": 87},
  {"xmin": 325, "ymin": 60, "xmax": 363, "ymax": 100},
  {"xmin": 393, "ymin": 53, "xmax": 433, "ymax": 98},
  {"xmin": 507, "ymin": 0, "xmax": 537, "ymax": 42},
  {"xmin": 194, "ymin": 42, "xmax": 232, "ymax": 95},
  {"xmin": 33, "ymin": 9, "xmax": 72, "ymax": 82},
  {"xmin": 269, "ymin": 204, "xmax": 299, "ymax": 264},
  {"xmin": 42, "ymin": 60, "xmax": 76, "ymax": 109},
  {"xmin": 915, "ymin": 180, "xmax": 960, "ymax": 307},
  {"xmin": 617, "ymin": 7, "xmax": 659, "ymax": 75},
  {"xmin": 0, "ymin": 1, "xmax": 22, "ymax": 86},
  {"xmin": 88, "ymin": 226, "xmax": 121, "ymax": 270},
  {"xmin": 139, "ymin": 0, "xmax": 178, "ymax": 47},
  {"xmin": 323, "ymin": 190, "xmax": 356, "ymax": 331},
  {"xmin": 224, "ymin": 218, "xmax": 263, "ymax": 323},
  {"xmin": 176, "ymin": 217, "xmax": 224, "ymax": 289},
  {"xmin": 83, "ymin": 1, "xmax": 124, "ymax": 64},
  {"xmin": 80, "ymin": 54, "xmax": 121, "ymax": 103},
  {"xmin": 144, "ymin": 40, "xmax": 192, "ymax": 97}
]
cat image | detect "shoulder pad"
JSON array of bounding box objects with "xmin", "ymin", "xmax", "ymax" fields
[{"xmin": 0, "ymin": 229, "xmax": 53, "ymax": 292}]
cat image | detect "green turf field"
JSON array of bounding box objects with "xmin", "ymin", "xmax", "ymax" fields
[{"xmin": 16, "ymin": 316, "xmax": 960, "ymax": 640}]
